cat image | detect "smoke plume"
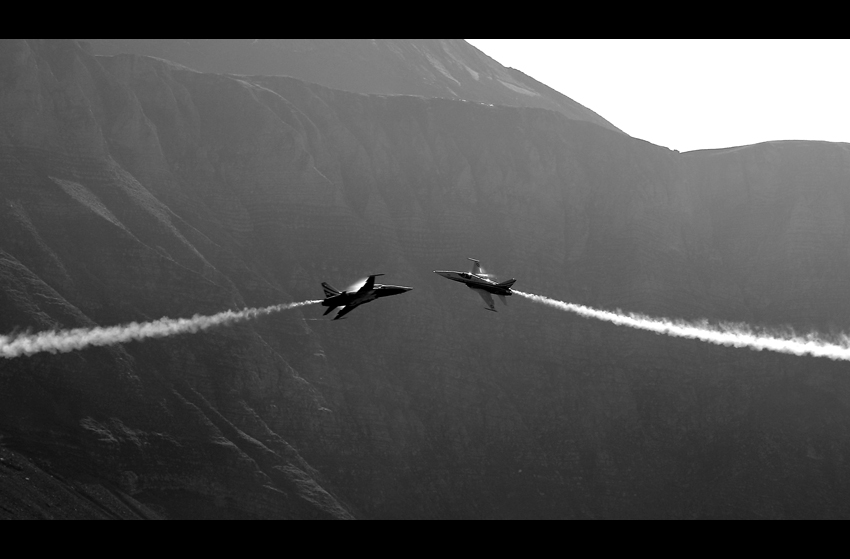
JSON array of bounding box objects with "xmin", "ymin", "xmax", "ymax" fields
[
  {"xmin": 515, "ymin": 290, "xmax": 850, "ymax": 362},
  {"xmin": 0, "ymin": 300, "xmax": 320, "ymax": 359}
]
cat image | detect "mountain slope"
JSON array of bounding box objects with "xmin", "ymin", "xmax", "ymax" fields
[
  {"xmin": 3, "ymin": 39, "xmax": 850, "ymax": 518},
  {"xmin": 81, "ymin": 39, "xmax": 624, "ymax": 135}
]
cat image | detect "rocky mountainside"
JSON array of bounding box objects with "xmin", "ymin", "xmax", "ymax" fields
[
  {"xmin": 2, "ymin": 39, "xmax": 850, "ymax": 519},
  {"xmin": 81, "ymin": 39, "xmax": 623, "ymax": 135}
]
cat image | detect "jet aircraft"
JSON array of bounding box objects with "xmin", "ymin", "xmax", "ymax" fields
[
  {"xmin": 320, "ymin": 274, "xmax": 412, "ymax": 320},
  {"xmin": 433, "ymin": 258, "xmax": 516, "ymax": 312}
]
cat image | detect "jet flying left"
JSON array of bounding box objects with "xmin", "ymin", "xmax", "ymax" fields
[
  {"xmin": 320, "ymin": 274, "xmax": 412, "ymax": 320},
  {"xmin": 434, "ymin": 258, "xmax": 516, "ymax": 312}
]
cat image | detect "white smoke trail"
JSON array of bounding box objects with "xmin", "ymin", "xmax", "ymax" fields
[
  {"xmin": 0, "ymin": 300, "xmax": 321, "ymax": 359},
  {"xmin": 514, "ymin": 290, "xmax": 850, "ymax": 362}
]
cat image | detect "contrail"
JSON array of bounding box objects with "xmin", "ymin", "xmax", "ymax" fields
[
  {"xmin": 515, "ymin": 290, "xmax": 850, "ymax": 362},
  {"xmin": 0, "ymin": 300, "xmax": 321, "ymax": 359}
]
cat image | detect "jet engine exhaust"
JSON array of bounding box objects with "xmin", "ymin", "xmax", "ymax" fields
[
  {"xmin": 0, "ymin": 300, "xmax": 321, "ymax": 359},
  {"xmin": 515, "ymin": 290, "xmax": 850, "ymax": 362}
]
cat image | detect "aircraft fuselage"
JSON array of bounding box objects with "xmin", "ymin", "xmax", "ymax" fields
[
  {"xmin": 321, "ymin": 284, "xmax": 412, "ymax": 309},
  {"xmin": 432, "ymin": 271, "xmax": 514, "ymax": 296},
  {"xmin": 321, "ymin": 274, "xmax": 412, "ymax": 320}
]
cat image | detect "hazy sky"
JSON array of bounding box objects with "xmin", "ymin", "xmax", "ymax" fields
[{"xmin": 466, "ymin": 39, "xmax": 850, "ymax": 153}]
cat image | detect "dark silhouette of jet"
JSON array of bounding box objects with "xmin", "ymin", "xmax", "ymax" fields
[
  {"xmin": 321, "ymin": 274, "xmax": 412, "ymax": 320},
  {"xmin": 433, "ymin": 258, "xmax": 516, "ymax": 312}
]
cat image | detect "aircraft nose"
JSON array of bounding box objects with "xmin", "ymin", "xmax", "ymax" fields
[{"xmin": 433, "ymin": 271, "xmax": 451, "ymax": 278}]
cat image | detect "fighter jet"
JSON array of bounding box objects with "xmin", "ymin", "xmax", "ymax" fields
[
  {"xmin": 320, "ymin": 274, "xmax": 412, "ymax": 320},
  {"xmin": 433, "ymin": 258, "xmax": 516, "ymax": 312}
]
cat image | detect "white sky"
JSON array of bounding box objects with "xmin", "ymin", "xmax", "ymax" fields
[{"xmin": 466, "ymin": 39, "xmax": 850, "ymax": 153}]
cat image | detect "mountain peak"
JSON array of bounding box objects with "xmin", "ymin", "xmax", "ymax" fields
[{"xmin": 82, "ymin": 39, "xmax": 623, "ymax": 134}]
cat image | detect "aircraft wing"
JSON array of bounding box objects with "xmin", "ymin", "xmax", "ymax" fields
[
  {"xmin": 333, "ymin": 302, "xmax": 361, "ymax": 320},
  {"xmin": 360, "ymin": 274, "xmax": 384, "ymax": 293},
  {"xmin": 475, "ymin": 289, "xmax": 497, "ymax": 312}
]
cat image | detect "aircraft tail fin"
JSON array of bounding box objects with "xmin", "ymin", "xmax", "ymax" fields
[
  {"xmin": 322, "ymin": 282, "xmax": 341, "ymax": 298},
  {"xmin": 322, "ymin": 306, "xmax": 337, "ymax": 316},
  {"xmin": 467, "ymin": 258, "xmax": 481, "ymax": 275},
  {"xmin": 498, "ymin": 294, "xmax": 508, "ymax": 306}
]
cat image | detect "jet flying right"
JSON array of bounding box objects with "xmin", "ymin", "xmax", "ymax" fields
[{"xmin": 320, "ymin": 274, "xmax": 412, "ymax": 320}]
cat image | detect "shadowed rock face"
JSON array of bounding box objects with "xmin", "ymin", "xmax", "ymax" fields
[{"xmin": 3, "ymin": 39, "xmax": 850, "ymax": 519}]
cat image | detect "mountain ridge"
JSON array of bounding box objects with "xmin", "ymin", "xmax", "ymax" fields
[
  {"xmin": 81, "ymin": 39, "xmax": 624, "ymax": 135},
  {"xmin": 3, "ymin": 39, "xmax": 850, "ymax": 518}
]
